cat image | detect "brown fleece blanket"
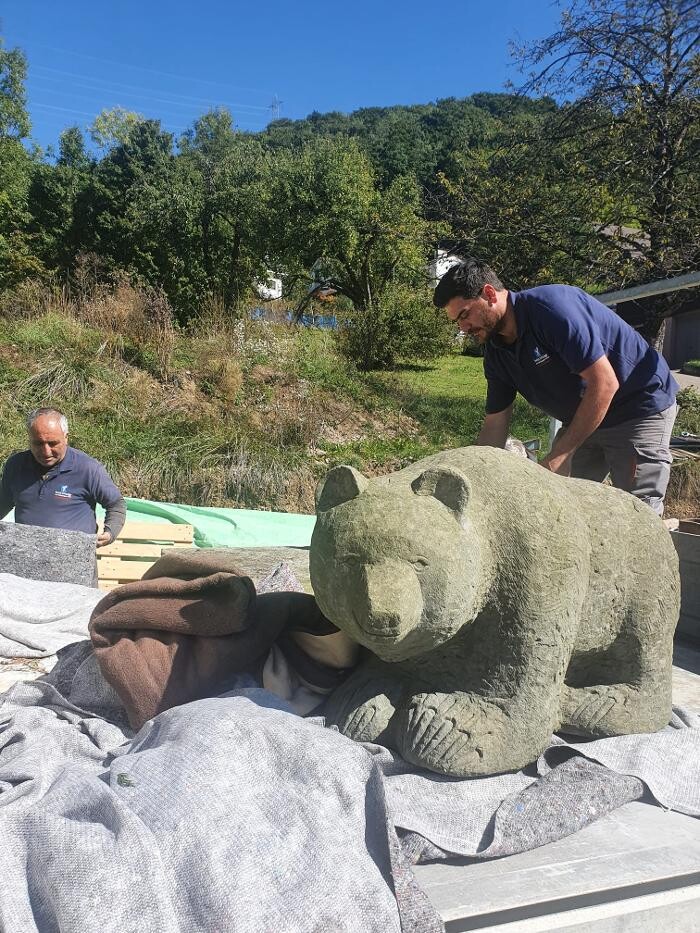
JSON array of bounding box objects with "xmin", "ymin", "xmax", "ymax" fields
[
  {"xmin": 141, "ymin": 547, "xmax": 250, "ymax": 581},
  {"xmin": 89, "ymin": 570, "xmax": 336, "ymax": 730}
]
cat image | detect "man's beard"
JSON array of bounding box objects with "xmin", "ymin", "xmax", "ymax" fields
[{"xmin": 471, "ymin": 312, "xmax": 501, "ymax": 344}]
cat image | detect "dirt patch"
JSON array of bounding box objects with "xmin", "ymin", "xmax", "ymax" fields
[
  {"xmin": 0, "ymin": 344, "xmax": 23, "ymax": 366},
  {"xmin": 248, "ymin": 364, "xmax": 295, "ymax": 387},
  {"xmin": 313, "ymin": 393, "xmax": 423, "ymax": 445}
]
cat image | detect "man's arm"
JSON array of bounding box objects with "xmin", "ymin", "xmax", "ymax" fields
[
  {"xmin": 90, "ymin": 461, "xmax": 126, "ymax": 546},
  {"xmin": 99, "ymin": 496, "xmax": 127, "ymax": 547},
  {"xmin": 476, "ymin": 405, "xmax": 513, "ymax": 449},
  {"xmin": 541, "ymin": 356, "xmax": 619, "ymax": 474}
]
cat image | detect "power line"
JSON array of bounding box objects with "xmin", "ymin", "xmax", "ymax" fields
[
  {"xmin": 13, "ymin": 36, "xmax": 276, "ymax": 98},
  {"xmin": 32, "ymin": 102, "xmax": 100, "ymax": 119},
  {"xmin": 30, "ymin": 80, "xmax": 258, "ymax": 125},
  {"xmin": 30, "ymin": 101, "xmax": 266, "ymax": 133},
  {"xmin": 29, "ymin": 65, "xmax": 271, "ymax": 113}
]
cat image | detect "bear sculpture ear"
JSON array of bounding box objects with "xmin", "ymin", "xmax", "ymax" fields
[
  {"xmin": 316, "ymin": 465, "xmax": 369, "ymax": 513},
  {"xmin": 411, "ymin": 467, "xmax": 471, "ymax": 522}
]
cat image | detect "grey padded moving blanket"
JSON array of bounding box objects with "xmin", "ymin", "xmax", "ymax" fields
[
  {"xmin": 0, "ymin": 573, "xmax": 103, "ymax": 658},
  {"xmin": 0, "ymin": 661, "xmax": 441, "ymax": 933},
  {"xmin": 1, "ymin": 644, "xmax": 699, "ymax": 933}
]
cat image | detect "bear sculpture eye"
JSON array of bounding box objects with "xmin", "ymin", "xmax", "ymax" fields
[{"xmin": 410, "ymin": 556, "xmax": 429, "ymax": 570}]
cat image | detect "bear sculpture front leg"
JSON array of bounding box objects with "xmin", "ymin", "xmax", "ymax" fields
[
  {"xmin": 323, "ymin": 658, "xmax": 408, "ymax": 746},
  {"xmin": 395, "ymin": 690, "xmax": 544, "ymax": 776}
]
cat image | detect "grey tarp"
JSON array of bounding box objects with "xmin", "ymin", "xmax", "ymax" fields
[
  {"xmin": 0, "ymin": 573, "xmax": 104, "ymax": 658},
  {"xmin": 380, "ymin": 708, "xmax": 700, "ymax": 864}
]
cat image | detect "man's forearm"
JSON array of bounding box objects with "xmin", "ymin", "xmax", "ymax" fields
[
  {"xmin": 542, "ymin": 357, "xmax": 619, "ymax": 475},
  {"xmin": 551, "ymin": 382, "xmax": 618, "ymax": 459},
  {"xmin": 552, "ymin": 390, "xmax": 612, "ymax": 457},
  {"xmin": 103, "ymin": 497, "xmax": 127, "ymax": 541},
  {"xmin": 476, "ymin": 406, "xmax": 513, "ymax": 448}
]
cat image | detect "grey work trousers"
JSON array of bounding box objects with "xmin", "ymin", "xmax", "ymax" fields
[{"xmin": 567, "ymin": 404, "xmax": 677, "ymax": 516}]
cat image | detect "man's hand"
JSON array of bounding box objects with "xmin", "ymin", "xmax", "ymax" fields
[
  {"xmin": 540, "ymin": 450, "xmax": 573, "ymax": 476},
  {"xmin": 96, "ymin": 531, "xmax": 113, "ymax": 548}
]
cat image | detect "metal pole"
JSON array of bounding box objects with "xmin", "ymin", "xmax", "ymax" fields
[{"xmin": 548, "ymin": 418, "xmax": 562, "ymax": 452}]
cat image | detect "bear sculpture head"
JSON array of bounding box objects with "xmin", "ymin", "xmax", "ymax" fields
[{"xmin": 310, "ymin": 464, "xmax": 484, "ymax": 662}]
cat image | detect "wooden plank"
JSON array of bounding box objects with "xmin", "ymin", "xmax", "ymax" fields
[
  {"xmin": 97, "ymin": 541, "xmax": 167, "ymax": 558},
  {"xmin": 117, "ymin": 521, "xmax": 194, "ymax": 543},
  {"xmin": 96, "ymin": 558, "xmax": 155, "ymax": 581},
  {"xmin": 99, "ymin": 520, "xmax": 194, "ymax": 543},
  {"xmin": 97, "ymin": 581, "xmax": 120, "ymax": 591}
]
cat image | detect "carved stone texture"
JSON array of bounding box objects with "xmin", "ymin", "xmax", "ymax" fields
[
  {"xmin": 310, "ymin": 447, "xmax": 680, "ymax": 777},
  {"xmin": 0, "ymin": 522, "xmax": 97, "ymax": 587}
]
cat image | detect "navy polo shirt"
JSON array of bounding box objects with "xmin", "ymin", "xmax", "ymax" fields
[
  {"xmin": 0, "ymin": 446, "xmax": 123, "ymax": 534},
  {"xmin": 484, "ymin": 285, "xmax": 678, "ymax": 427}
]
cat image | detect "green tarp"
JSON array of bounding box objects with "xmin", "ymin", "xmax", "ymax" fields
[{"xmin": 101, "ymin": 498, "xmax": 316, "ymax": 549}]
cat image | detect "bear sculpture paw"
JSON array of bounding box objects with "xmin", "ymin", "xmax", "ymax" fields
[{"xmin": 396, "ymin": 691, "xmax": 527, "ymax": 776}]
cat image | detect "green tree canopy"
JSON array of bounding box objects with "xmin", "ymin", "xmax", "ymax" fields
[
  {"xmin": 0, "ymin": 38, "xmax": 42, "ymax": 288},
  {"xmin": 513, "ymin": 0, "xmax": 700, "ymax": 335}
]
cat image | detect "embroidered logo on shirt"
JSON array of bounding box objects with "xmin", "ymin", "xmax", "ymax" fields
[
  {"xmin": 54, "ymin": 485, "xmax": 72, "ymax": 499},
  {"xmin": 532, "ymin": 346, "xmax": 551, "ymax": 366}
]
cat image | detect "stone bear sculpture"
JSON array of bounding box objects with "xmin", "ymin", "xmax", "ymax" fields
[{"xmin": 310, "ymin": 446, "xmax": 680, "ymax": 777}]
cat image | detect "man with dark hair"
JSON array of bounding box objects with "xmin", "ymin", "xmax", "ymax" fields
[
  {"xmin": 433, "ymin": 260, "xmax": 678, "ymax": 515},
  {"xmin": 0, "ymin": 408, "xmax": 126, "ymax": 544}
]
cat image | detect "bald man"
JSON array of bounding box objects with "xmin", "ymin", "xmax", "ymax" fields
[{"xmin": 0, "ymin": 407, "xmax": 126, "ymax": 546}]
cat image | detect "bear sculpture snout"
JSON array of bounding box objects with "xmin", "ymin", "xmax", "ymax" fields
[{"xmin": 356, "ymin": 560, "xmax": 423, "ymax": 646}]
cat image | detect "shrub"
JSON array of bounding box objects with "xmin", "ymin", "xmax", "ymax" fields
[
  {"xmin": 337, "ymin": 286, "xmax": 453, "ymax": 370},
  {"xmin": 676, "ymin": 387, "xmax": 700, "ymax": 434},
  {"xmin": 681, "ymin": 360, "xmax": 700, "ymax": 377},
  {"xmin": 0, "ymin": 278, "xmax": 66, "ymax": 321}
]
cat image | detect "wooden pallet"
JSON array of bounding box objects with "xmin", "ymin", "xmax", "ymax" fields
[{"xmin": 96, "ymin": 520, "xmax": 194, "ymax": 590}]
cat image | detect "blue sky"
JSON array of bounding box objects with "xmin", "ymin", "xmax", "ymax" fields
[{"xmin": 2, "ymin": 0, "xmax": 562, "ymax": 151}]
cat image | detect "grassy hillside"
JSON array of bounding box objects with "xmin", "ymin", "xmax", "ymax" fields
[{"xmin": 0, "ymin": 285, "xmax": 697, "ymax": 517}]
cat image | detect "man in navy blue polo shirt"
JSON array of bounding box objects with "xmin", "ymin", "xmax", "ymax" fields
[
  {"xmin": 0, "ymin": 407, "xmax": 126, "ymax": 543},
  {"xmin": 433, "ymin": 260, "xmax": 678, "ymax": 515}
]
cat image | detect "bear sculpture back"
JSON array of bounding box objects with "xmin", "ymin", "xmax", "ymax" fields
[{"xmin": 310, "ymin": 447, "xmax": 680, "ymax": 777}]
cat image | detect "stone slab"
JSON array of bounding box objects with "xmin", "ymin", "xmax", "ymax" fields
[
  {"xmin": 219, "ymin": 546, "xmax": 312, "ymax": 592},
  {"xmin": 0, "ymin": 522, "xmax": 96, "ymax": 587},
  {"xmin": 671, "ymin": 523, "xmax": 700, "ymax": 644},
  {"xmin": 414, "ymin": 640, "xmax": 700, "ymax": 932},
  {"xmin": 415, "ymin": 801, "xmax": 700, "ymax": 931}
]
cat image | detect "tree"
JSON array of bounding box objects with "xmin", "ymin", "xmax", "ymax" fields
[
  {"xmin": 359, "ymin": 107, "xmax": 434, "ymax": 187},
  {"xmin": 28, "ymin": 126, "xmax": 92, "ymax": 274},
  {"xmin": 74, "ymin": 120, "xmax": 184, "ymax": 301},
  {"xmin": 513, "ymin": 0, "xmax": 700, "ymax": 339},
  {"xmin": 0, "ymin": 38, "xmax": 30, "ymax": 139},
  {"xmin": 266, "ymin": 137, "xmax": 446, "ymax": 368},
  {"xmin": 0, "ymin": 38, "xmax": 42, "ymax": 289},
  {"xmin": 433, "ymin": 106, "xmax": 626, "ymax": 289},
  {"xmin": 89, "ymin": 106, "xmax": 146, "ymax": 151},
  {"xmin": 177, "ymin": 109, "xmax": 269, "ymax": 308}
]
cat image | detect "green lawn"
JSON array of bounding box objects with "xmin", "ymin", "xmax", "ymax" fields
[
  {"xmin": 319, "ymin": 350, "xmax": 550, "ymax": 469},
  {"xmin": 388, "ymin": 352, "xmax": 549, "ymax": 446}
]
